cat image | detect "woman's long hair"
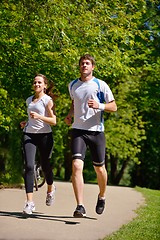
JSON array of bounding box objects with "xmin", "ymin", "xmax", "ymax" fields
[
  {"xmin": 34, "ymin": 74, "xmax": 57, "ymax": 113},
  {"xmin": 34, "ymin": 74, "xmax": 57, "ymax": 100}
]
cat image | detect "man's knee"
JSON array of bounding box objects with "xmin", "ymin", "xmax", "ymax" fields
[
  {"xmin": 72, "ymin": 159, "xmax": 84, "ymax": 172},
  {"xmin": 94, "ymin": 165, "xmax": 106, "ymax": 175}
]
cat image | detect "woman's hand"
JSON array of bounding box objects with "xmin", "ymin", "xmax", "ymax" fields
[
  {"xmin": 30, "ymin": 100, "xmax": 56, "ymax": 126},
  {"xmin": 30, "ymin": 111, "xmax": 40, "ymax": 119}
]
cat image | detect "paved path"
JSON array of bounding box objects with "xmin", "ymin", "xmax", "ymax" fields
[{"xmin": 0, "ymin": 181, "xmax": 144, "ymax": 240}]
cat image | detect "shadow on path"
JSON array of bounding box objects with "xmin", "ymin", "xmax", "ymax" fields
[{"xmin": 0, "ymin": 211, "xmax": 97, "ymax": 225}]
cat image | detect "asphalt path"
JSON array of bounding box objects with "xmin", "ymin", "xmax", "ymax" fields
[{"xmin": 0, "ymin": 181, "xmax": 144, "ymax": 240}]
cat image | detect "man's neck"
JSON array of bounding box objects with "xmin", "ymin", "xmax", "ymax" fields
[{"xmin": 80, "ymin": 74, "xmax": 94, "ymax": 82}]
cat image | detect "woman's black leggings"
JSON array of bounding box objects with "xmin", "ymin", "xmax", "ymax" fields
[{"xmin": 23, "ymin": 132, "xmax": 54, "ymax": 193}]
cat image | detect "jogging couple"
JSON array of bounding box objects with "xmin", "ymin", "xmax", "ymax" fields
[{"xmin": 21, "ymin": 54, "xmax": 117, "ymax": 217}]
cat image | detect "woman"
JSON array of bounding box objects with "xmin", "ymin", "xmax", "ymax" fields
[{"xmin": 20, "ymin": 74, "xmax": 56, "ymax": 214}]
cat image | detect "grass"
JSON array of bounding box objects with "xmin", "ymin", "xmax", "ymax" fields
[{"xmin": 104, "ymin": 187, "xmax": 160, "ymax": 240}]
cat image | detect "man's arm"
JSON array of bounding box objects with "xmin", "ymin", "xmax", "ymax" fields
[
  {"xmin": 64, "ymin": 100, "xmax": 74, "ymax": 125},
  {"xmin": 103, "ymin": 100, "xmax": 117, "ymax": 112},
  {"xmin": 88, "ymin": 99, "xmax": 117, "ymax": 112}
]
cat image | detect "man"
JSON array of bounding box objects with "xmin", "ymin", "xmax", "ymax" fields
[{"xmin": 65, "ymin": 54, "xmax": 117, "ymax": 217}]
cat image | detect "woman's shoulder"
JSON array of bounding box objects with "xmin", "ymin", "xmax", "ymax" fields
[
  {"xmin": 41, "ymin": 94, "xmax": 52, "ymax": 106},
  {"xmin": 42, "ymin": 94, "xmax": 52, "ymax": 101},
  {"xmin": 26, "ymin": 95, "xmax": 33, "ymax": 104},
  {"xmin": 42, "ymin": 94, "xmax": 52, "ymax": 99}
]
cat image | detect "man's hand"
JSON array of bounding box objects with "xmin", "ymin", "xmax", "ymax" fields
[
  {"xmin": 88, "ymin": 99, "xmax": 99, "ymax": 109},
  {"xmin": 64, "ymin": 115, "xmax": 72, "ymax": 126},
  {"xmin": 20, "ymin": 121, "xmax": 26, "ymax": 129}
]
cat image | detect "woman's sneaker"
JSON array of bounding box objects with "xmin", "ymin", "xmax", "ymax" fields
[
  {"xmin": 46, "ymin": 185, "xmax": 56, "ymax": 206},
  {"xmin": 23, "ymin": 201, "xmax": 35, "ymax": 215},
  {"xmin": 73, "ymin": 205, "xmax": 86, "ymax": 217}
]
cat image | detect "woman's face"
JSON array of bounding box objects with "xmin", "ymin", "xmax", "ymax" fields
[{"xmin": 33, "ymin": 76, "xmax": 47, "ymax": 94}]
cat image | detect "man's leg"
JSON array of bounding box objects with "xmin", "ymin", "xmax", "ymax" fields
[
  {"xmin": 70, "ymin": 129, "xmax": 87, "ymax": 217},
  {"xmin": 94, "ymin": 165, "xmax": 107, "ymax": 198},
  {"xmin": 72, "ymin": 159, "xmax": 86, "ymax": 217},
  {"xmin": 94, "ymin": 165, "xmax": 107, "ymax": 214},
  {"xmin": 72, "ymin": 159, "xmax": 84, "ymax": 205}
]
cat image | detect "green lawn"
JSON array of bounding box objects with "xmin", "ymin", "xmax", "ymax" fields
[{"xmin": 104, "ymin": 187, "xmax": 160, "ymax": 240}]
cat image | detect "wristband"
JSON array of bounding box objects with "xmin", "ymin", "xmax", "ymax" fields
[{"xmin": 98, "ymin": 103, "xmax": 105, "ymax": 111}]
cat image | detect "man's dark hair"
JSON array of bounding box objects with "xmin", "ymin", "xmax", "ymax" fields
[{"xmin": 79, "ymin": 54, "xmax": 96, "ymax": 66}]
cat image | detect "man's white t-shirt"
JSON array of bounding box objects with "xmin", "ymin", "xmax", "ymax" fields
[{"xmin": 69, "ymin": 77, "xmax": 115, "ymax": 132}]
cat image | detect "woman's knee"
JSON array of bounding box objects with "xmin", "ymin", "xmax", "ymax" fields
[{"xmin": 25, "ymin": 163, "xmax": 34, "ymax": 173}]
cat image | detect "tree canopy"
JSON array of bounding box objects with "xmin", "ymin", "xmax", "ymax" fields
[{"xmin": 0, "ymin": 0, "xmax": 160, "ymax": 189}]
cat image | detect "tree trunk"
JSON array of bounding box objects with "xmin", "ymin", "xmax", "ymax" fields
[
  {"xmin": 114, "ymin": 159, "xmax": 129, "ymax": 185},
  {"xmin": 110, "ymin": 154, "xmax": 118, "ymax": 184},
  {"xmin": 109, "ymin": 154, "xmax": 129, "ymax": 185}
]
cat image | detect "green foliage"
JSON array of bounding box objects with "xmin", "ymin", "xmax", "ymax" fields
[
  {"xmin": 104, "ymin": 187, "xmax": 160, "ymax": 240},
  {"xmin": 0, "ymin": 0, "xmax": 159, "ymax": 188},
  {"xmin": 52, "ymin": 94, "xmax": 71, "ymax": 178}
]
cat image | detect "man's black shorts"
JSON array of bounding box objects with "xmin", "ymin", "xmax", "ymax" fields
[{"xmin": 71, "ymin": 129, "xmax": 106, "ymax": 166}]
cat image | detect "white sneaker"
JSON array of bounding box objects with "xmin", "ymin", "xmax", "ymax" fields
[
  {"xmin": 23, "ymin": 201, "xmax": 35, "ymax": 214},
  {"xmin": 46, "ymin": 185, "xmax": 56, "ymax": 206}
]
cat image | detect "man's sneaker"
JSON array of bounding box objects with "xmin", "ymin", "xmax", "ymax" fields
[
  {"xmin": 96, "ymin": 196, "xmax": 105, "ymax": 214},
  {"xmin": 46, "ymin": 185, "xmax": 56, "ymax": 206},
  {"xmin": 23, "ymin": 201, "xmax": 35, "ymax": 215},
  {"xmin": 73, "ymin": 205, "xmax": 86, "ymax": 218}
]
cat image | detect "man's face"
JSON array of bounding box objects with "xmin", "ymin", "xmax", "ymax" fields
[{"xmin": 79, "ymin": 59, "xmax": 95, "ymax": 77}]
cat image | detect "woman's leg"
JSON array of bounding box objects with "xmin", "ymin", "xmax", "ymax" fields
[
  {"xmin": 23, "ymin": 134, "xmax": 36, "ymax": 201},
  {"xmin": 23, "ymin": 133, "xmax": 36, "ymax": 214},
  {"xmin": 38, "ymin": 133, "xmax": 54, "ymax": 193}
]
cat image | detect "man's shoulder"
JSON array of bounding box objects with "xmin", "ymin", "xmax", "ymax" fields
[
  {"xmin": 69, "ymin": 78, "xmax": 79, "ymax": 90},
  {"xmin": 94, "ymin": 78, "xmax": 107, "ymax": 84},
  {"xmin": 93, "ymin": 77, "xmax": 108, "ymax": 88}
]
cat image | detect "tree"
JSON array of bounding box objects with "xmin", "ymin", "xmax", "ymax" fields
[{"xmin": 0, "ymin": 0, "xmax": 159, "ymax": 188}]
